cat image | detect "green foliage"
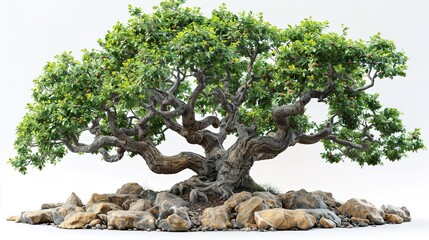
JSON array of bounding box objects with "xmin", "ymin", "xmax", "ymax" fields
[{"xmin": 10, "ymin": 0, "xmax": 424, "ymax": 173}]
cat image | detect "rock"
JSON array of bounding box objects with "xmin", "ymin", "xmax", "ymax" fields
[
  {"xmin": 86, "ymin": 202, "xmax": 123, "ymax": 215},
  {"xmin": 384, "ymin": 213, "xmax": 403, "ymax": 224},
  {"xmin": 58, "ymin": 212, "xmax": 98, "ymax": 229},
  {"xmin": 223, "ymin": 191, "xmax": 252, "ymax": 210},
  {"xmin": 149, "ymin": 206, "xmax": 159, "ymax": 218},
  {"xmin": 6, "ymin": 215, "xmax": 19, "ymax": 222},
  {"xmin": 252, "ymin": 192, "xmax": 282, "ymax": 208},
  {"xmin": 66, "ymin": 192, "xmax": 83, "ymax": 207},
  {"xmin": 319, "ymin": 217, "xmax": 336, "ymax": 228},
  {"xmin": 89, "ymin": 219, "xmax": 102, "ymax": 227},
  {"xmin": 279, "ymin": 189, "xmax": 328, "ymax": 209},
  {"xmin": 254, "ymin": 209, "xmax": 316, "ymax": 230},
  {"xmin": 98, "ymin": 214, "xmax": 107, "ymax": 224},
  {"xmin": 141, "ymin": 189, "xmax": 158, "ymax": 205},
  {"xmin": 302, "ymin": 209, "xmax": 341, "ymax": 227},
  {"xmin": 350, "ymin": 217, "xmax": 370, "ymax": 225},
  {"xmin": 157, "ymin": 206, "xmax": 192, "ymax": 231},
  {"xmin": 338, "ymin": 198, "xmax": 385, "ymax": 225},
  {"xmin": 154, "ymin": 192, "xmax": 189, "ymax": 207},
  {"xmin": 116, "ymin": 182, "xmax": 144, "ymax": 195},
  {"xmin": 129, "ymin": 199, "xmax": 152, "ymax": 211},
  {"xmin": 312, "ymin": 190, "xmax": 342, "ymax": 208},
  {"xmin": 86, "ymin": 193, "xmax": 139, "ymax": 209},
  {"xmin": 107, "ymin": 211, "xmax": 156, "ymax": 230},
  {"xmin": 235, "ymin": 196, "xmax": 269, "ymax": 226},
  {"xmin": 41, "ymin": 203, "xmax": 63, "ymax": 209},
  {"xmin": 381, "ymin": 205, "xmax": 411, "ymax": 222},
  {"xmin": 19, "ymin": 209, "xmax": 55, "ymax": 224},
  {"xmin": 53, "ymin": 204, "xmax": 85, "ymax": 224},
  {"xmin": 201, "ymin": 205, "xmax": 232, "ymax": 230}
]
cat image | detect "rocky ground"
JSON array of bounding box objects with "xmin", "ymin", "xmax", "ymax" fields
[{"xmin": 6, "ymin": 182, "xmax": 411, "ymax": 232}]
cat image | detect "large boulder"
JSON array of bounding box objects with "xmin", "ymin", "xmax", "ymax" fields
[
  {"xmin": 200, "ymin": 205, "xmax": 232, "ymax": 230},
  {"xmin": 312, "ymin": 190, "xmax": 342, "ymax": 208},
  {"xmin": 252, "ymin": 192, "xmax": 282, "ymax": 208},
  {"xmin": 86, "ymin": 193, "xmax": 139, "ymax": 210},
  {"xmin": 223, "ymin": 191, "xmax": 252, "ymax": 210},
  {"xmin": 19, "ymin": 209, "xmax": 55, "ymax": 224},
  {"xmin": 107, "ymin": 211, "xmax": 156, "ymax": 230},
  {"xmin": 381, "ymin": 204, "xmax": 411, "ymax": 222},
  {"xmin": 129, "ymin": 199, "xmax": 152, "ymax": 211},
  {"xmin": 53, "ymin": 204, "xmax": 85, "ymax": 224},
  {"xmin": 58, "ymin": 212, "xmax": 98, "ymax": 229},
  {"xmin": 302, "ymin": 209, "xmax": 341, "ymax": 227},
  {"xmin": 116, "ymin": 182, "xmax": 144, "ymax": 195},
  {"xmin": 86, "ymin": 202, "xmax": 123, "ymax": 215},
  {"xmin": 66, "ymin": 192, "xmax": 83, "ymax": 207},
  {"xmin": 157, "ymin": 206, "xmax": 192, "ymax": 231},
  {"xmin": 338, "ymin": 198, "xmax": 385, "ymax": 225},
  {"xmin": 254, "ymin": 209, "xmax": 316, "ymax": 230},
  {"xmin": 235, "ymin": 196, "xmax": 269, "ymax": 226},
  {"xmin": 279, "ymin": 189, "xmax": 328, "ymax": 209},
  {"xmin": 154, "ymin": 192, "xmax": 189, "ymax": 208}
]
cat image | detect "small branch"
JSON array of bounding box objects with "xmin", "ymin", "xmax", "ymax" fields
[
  {"xmin": 325, "ymin": 135, "xmax": 368, "ymax": 150},
  {"xmin": 347, "ymin": 66, "xmax": 378, "ymax": 92}
]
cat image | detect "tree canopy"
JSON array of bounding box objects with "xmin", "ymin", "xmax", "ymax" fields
[{"xmin": 10, "ymin": 0, "xmax": 424, "ymax": 196}]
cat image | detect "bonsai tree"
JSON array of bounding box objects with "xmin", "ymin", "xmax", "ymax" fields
[{"xmin": 10, "ymin": 0, "xmax": 424, "ymax": 202}]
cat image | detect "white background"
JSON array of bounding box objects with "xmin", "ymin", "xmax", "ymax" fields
[{"xmin": 0, "ymin": 0, "xmax": 428, "ymax": 239}]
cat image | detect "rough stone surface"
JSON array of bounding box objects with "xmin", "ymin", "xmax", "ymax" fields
[
  {"xmin": 312, "ymin": 190, "xmax": 342, "ymax": 208},
  {"xmin": 129, "ymin": 199, "xmax": 152, "ymax": 211},
  {"xmin": 319, "ymin": 217, "xmax": 336, "ymax": 228},
  {"xmin": 279, "ymin": 189, "xmax": 328, "ymax": 209},
  {"xmin": 6, "ymin": 215, "xmax": 19, "ymax": 222},
  {"xmin": 116, "ymin": 182, "xmax": 144, "ymax": 195},
  {"xmin": 235, "ymin": 196, "xmax": 269, "ymax": 226},
  {"xmin": 89, "ymin": 219, "xmax": 102, "ymax": 227},
  {"xmin": 157, "ymin": 206, "xmax": 192, "ymax": 231},
  {"xmin": 86, "ymin": 193, "xmax": 139, "ymax": 209},
  {"xmin": 350, "ymin": 217, "xmax": 370, "ymax": 225},
  {"xmin": 97, "ymin": 214, "xmax": 108, "ymax": 224},
  {"xmin": 53, "ymin": 204, "xmax": 85, "ymax": 224},
  {"xmin": 254, "ymin": 209, "xmax": 316, "ymax": 230},
  {"xmin": 223, "ymin": 191, "xmax": 252, "ymax": 210},
  {"xmin": 338, "ymin": 198, "xmax": 385, "ymax": 225},
  {"xmin": 302, "ymin": 209, "xmax": 341, "ymax": 227},
  {"xmin": 201, "ymin": 205, "xmax": 232, "ymax": 230},
  {"xmin": 140, "ymin": 189, "xmax": 158, "ymax": 205},
  {"xmin": 19, "ymin": 209, "xmax": 55, "ymax": 224},
  {"xmin": 154, "ymin": 192, "xmax": 189, "ymax": 208},
  {"xmin": 41, "ymin": 203, "xmax": 63, "ymax": 209},
  {"xmin": 384, "ymin": 213, "xmax": 404, "ymax": 224},
  {"xmin": 66, "ymin": 192, "xmax": 83, "ymax": 207},
  {"xmin": 107, "ymin": 211, "xmax": 156, "ymax": 230},
  {"xmin": 252, "ymin": 192, "xmax": 282, "ymax": 208},
  {"xmin": 86, "ymin": 202, "xmax": 123, "ymax": 215},
  {"xmin": 381, "ymin": 205, "xmax": 411, "ymax": 222},
  {"xmin": 59, "ymin": 212, "xmax": 98, "ymax": 229}
]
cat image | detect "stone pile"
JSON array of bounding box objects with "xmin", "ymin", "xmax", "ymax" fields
[{"xmin": 6, "ymin": 183, "xmax": 412, "ymax": 232}]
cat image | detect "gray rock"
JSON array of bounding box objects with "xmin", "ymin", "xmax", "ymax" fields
[
  {"xmin": 154, "ymin": 192, "xmax": 189, "ymax": 207},
  {"xmin": 157, "ymin": 206, "xmax": 192, "ymax": 231},
  {"xmin": 20, "ymin": 209, "xmax": 56, "ymax": 224},
  {"xmin": 116, "ymin": 182, "xmax": 144, "ymax": 195},
  {"xmin": 53, "ymin": 204, "xmax": 85, "ymax": 224},
  {"xmin": 41, "ymin": 203, "xmax": 63, "ymax": 209},
  {"xmin": 302, "ymin": 209, "xmax": 341, "ymax": 227},
  {"xmin": 279, "ymin": 189, "xmax": 328, "ymax": 209},
  {"xmin": 129, "ymin": 199, "xmax": 152, "ymax": 211},
  {"xmin": 141, "ymin": 189, "xmax": 158, "ymax": 205},
  {"xmin": 252, "ymin": 192, "xmax": 282, "ymax": 208},
  {"xmin": 381, "ymin": 204, "xmax": 411, "ymax": 222},
  {"xmin": 66, "ymin": 192, "xmax": 83, "ymax": 207},
  {"xmin": 312, "ymin": 190, "xmax": 342, "ymax": 208}
]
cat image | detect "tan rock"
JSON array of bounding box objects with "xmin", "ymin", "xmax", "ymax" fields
[
  {"xmin": 381, "ymin": 205, "xmax": 411, "ymax": 222},
  {"xmin": 6, "ymin": 215, "xmax": 19, "ymax": 222},
  {"xmin": 116, "ymin": 182, "xmax": 144, "ymax": 195},
  {"xmin": 312, "ymin": 190, "xmax": 342, "ymax": 208},
  {"xmin": 86, "ymin": 193, "xmax": 139, "ymax": 209},
  {"xmin": 19, "ymin": 209, "xmax": 55, "ymax": 224},
  {"xmin": 149, "ymin": 206, "xmax": 159, "ymax": 218},
  {"xmin": 339, "ymin": 198, "xmax": 385, "ymax": 225},
  {"xmin": 157, "ymin": 206, "xmax": 192, "ymax": 231},
  {"xmin": 129, "ymin": 199, "xmax": 152, "ymax": 211},
  {"xmin": 89, "ymin": 218, "xmax": 102, "ymax": 227},
  {"xmin": 86, "ymin": 202, "xmax": 123, "ymax": 215},
  {"xmin": 53, "ymin": 204, "xmax": 85, "ymax": 224},
  {"xmin": 201, "ymin": 205, "xmax": 232, "ymax": 230},
  {"xmin": 66, "ymin": 192, "xmax": 83, "ymax": 207},
  {"xmin": 319, "ymin": 217, "xmax": 336, "ymax": 228},
  {"xmin": 235, "ymin": 196, "xmax": 269, "ymax": 226},
  {"xmin": 107, "ymin": 211, "xmax": 156, "ymax": 230},
  {"xmin": 252, "ymin": 192, "xmax": 282, "ymax": 208},
  {"xmin": 279, "ymin": 189, "xmax": 327, "ymax": 209},
  {"xmin": 223, "ymin": 191, "xmax": 252, "ymax": 210},
  {"xmin": 351, "ymin": 217, "xmax": 370, "ymax": 225},
  {"xmin": 59, "ymin": 212, "xmax": 98, "ymax": 229},
  {"xmin": 384, "ymin": 213, "xmax": 403, "ymax": 224},
  {"xmin": 254, "ymin": 209, "xmax": 316, "ymax": 230}
]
